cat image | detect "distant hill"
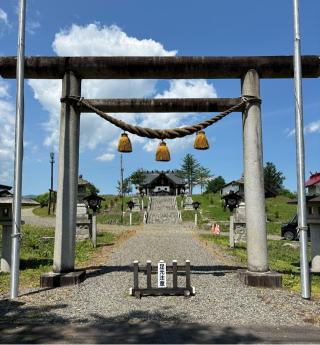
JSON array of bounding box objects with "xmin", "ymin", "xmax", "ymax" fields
[{"xmin": 23, "ymin": 195, "xmax": 37, "ymax": 199}]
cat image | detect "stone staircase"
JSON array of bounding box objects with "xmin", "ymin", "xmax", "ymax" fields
[{"xmin": 146, "ymin": 196, "xmax": 181, "ymax": 224}]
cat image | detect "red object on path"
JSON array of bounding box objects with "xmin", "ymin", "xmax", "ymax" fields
[{"xmin": 211, "ymin": 224, "xmax": 220, "ymax": 235}]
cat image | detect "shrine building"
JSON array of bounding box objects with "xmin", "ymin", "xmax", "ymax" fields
[{"xmin": 139, "ymin": 171, "xmax": 186, "ymax": 196}]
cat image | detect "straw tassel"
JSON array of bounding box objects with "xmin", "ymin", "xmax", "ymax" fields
[
  {"xmin": 156, "ymin": 141, "xmax": 170, "ymax": 161},
  {"xmin": 194, "ymin": 130, "xmax": 209, "ymax": 150},
  {"xmin": 118, "ymin": 132, "xmax": 132, "ymax": 153}
]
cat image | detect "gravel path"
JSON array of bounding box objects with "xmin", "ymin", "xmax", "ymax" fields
[
  {"xmin": 1, "ymin": 224, "xmax": 320, "ymax": 343},
  {"xmin": 21, "ymin": 207, "xmax": 55, "ymax": 227}
]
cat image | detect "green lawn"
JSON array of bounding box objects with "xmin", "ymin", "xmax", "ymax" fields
[
  {"xmin": 0, "ymin": 224, "xmax": 117, "ymax": 294},
  {"xmin": 97, "ymin": 211, "xmax": 142, "ymax": 225},
  {"xmin": 100, "ymin": 194, "xmax": 148, "ymax": 212},
  {"xmin": 33, "ymin": 206, "xmax": 55, "ymax": 217},
  {"xmin": 32, "ymin": 194, "xmax": 147, "ymax": 225},
  {"xmin": 201, "ymin": 234, "xmax": 320, "ymax": 298},
  {"xmin": 265, "ymin": 195, "xmax": 297, "ymax": 223}
]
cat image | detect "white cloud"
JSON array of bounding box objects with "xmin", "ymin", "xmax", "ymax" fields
[
  {"xmin": 26, "ymin": 20, "xmax": 40, "ymax": 35},
  {"xmin": 52, "ymin": 23, "xmax": 177, "ymax": 57},
  {"xmin": 0, "ymin": 9, "xmax": 9, "ymax": 26},
  {"xmin": 0, "ymin": 81, "xmax": 10, "ymax": 98},
  {"xmin": 28, "ymin": 79, "xmax": 61, "ymax": 149},
  {"xmin": 156, "ymin": 79, "xmax": 217, "ymax": 99},
  {"xmin": 28, "ymin": 23, "xmax": 217, "ymax": 160},
  {"xmin": 286, "ymin": 120, "xmax": 320, "ymax": 138},
  {"xmin": 143, "ymin": 136, "xmax": 195, "ymax": 153},
  {"xmin": 0, "ymin": 80, "xmax": 15, "ymax": 184},
  {"xmin": 96, "ymin": 153, "xmax": 115, "ymax": 162},
  {"xmin": 284, "ymin": 127, "xmax": 295, "ymax": 137},
  {"xmin": 305, "ymin": 121, "xmax": 320, "ymax": 134},
  {"xmin": 141, "ymin": 79, "xmax": 217, "ymax": 150},
  {"xmin": 29, "ymin": 23, "xmax": 176, "ymax": 153}
]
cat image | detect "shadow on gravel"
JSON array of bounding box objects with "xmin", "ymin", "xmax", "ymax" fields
[
  {"xmin": 84, "ymin": 264, "xmax": 244, "ymax": 280},
  {"xmin": 0, "ymin": 300, "xmax": 260, "ymax": 344},
  {"xmin": 1, "ymin": 300, "xmax": 319, "ymax": 343},
  {"xmin": 20, "ymin": 258, "xmax": 53, "ymax": 270}
]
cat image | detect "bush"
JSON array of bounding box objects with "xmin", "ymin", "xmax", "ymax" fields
[{"xmin": 34, "ymin": 192, "xmax": 49, "ymax": 208}]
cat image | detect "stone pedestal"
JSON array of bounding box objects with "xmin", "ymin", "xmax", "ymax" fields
[
  {"xmin": 238, "ymin": 269, "xmax": 282, "ymax": 288},
  {"xmin": 76, "ymin": 203, "xmax": 90, "ymax": 240},
  {"xmin": 184, "ymin": 196, "xmax": 194, "ymax": 210},
  {"xmin": 40, "ymin": 270, "xmax": 86, "ymax": 288},
  {"xmin": 1, "ymin": 224, "xmax": 12, "ymax": 272},
  {"xmin": 310, "ymin": 224, "xmax": 320, "ymax": 272},
  {"xmin": 229, "ymin": 203, "xmax": 246, "ymax": 248},
  {"xmin": 132, "ymin": 197, "xmax": 141, "ymax": 212}
]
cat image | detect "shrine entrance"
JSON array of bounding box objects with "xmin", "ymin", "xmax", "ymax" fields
[{"xmin": 1, "ymin": 55, "xmax": 319, "ymax": 289}]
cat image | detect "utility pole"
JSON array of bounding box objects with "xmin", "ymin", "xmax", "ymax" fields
[
  {"xmin": 48, "ymin": 152, "xmax": 55, "ymax": 215},
  {"xmin": 11, "ymin": 0, "xmax": 26, "ymax": 299},
  {"xmin": 293, "ymin": 0, "xmax": 310, "ymax": 299}
]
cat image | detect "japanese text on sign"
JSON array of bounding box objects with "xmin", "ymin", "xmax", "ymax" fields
[{"xmin": 158, "ymin": 261, "xmax": 166, "ymax": 288}]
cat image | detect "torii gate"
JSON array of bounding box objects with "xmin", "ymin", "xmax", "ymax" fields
[{"xmin": 1, "ymin": 55, "xmax": 319, "ymax": 288}]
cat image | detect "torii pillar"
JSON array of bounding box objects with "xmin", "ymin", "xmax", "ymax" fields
[
  {"xmin": 239, "ymin": 69, "xmax": 281, "ymax": 287},
  {"xmin": 40, "ymin": 71, "xmax": 86, "ymax": 287}
]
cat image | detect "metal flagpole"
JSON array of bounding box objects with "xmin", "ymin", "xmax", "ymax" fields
[
  {"xmin": 293, "ymin": 0, "xmax": 310, "ymax": 299},
  {"xmin": 120, "ymin": 154, "xmax": 124, "ymax": 223},
  {"xmin": 10, "ymin": 0, "xmax": 26, "ymax": 299}
]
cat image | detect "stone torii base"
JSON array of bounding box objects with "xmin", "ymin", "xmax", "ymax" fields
[
  {"xmin": 40, "ymin": 271, "xmax": 86, "ymax": 288},
  {"xmin": 238, "ymin": 270, "xmax": 282, "ymax": 287}
]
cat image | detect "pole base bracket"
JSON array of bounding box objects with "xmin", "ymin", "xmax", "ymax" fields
[{"xmin": 238, "ymin": 269, "xmax": 282, "ymax": 288}]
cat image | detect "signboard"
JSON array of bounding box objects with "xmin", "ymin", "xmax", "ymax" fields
[{"xmin": 158, "ymin": 261, "xmax": 166, "ymax": 288}]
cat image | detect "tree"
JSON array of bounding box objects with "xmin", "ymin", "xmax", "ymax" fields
[
  {"xmin": 117, "ymin": 177, "xmax": 132, "ymax": 196},
  {"xmin": 129, "ymin": 169, "xmax": 146, "ymax": 187},
  {"xmin": 177, "ymin": 154, "xmax": 201, "ymax": 195},
  {"xmin": 206, "ymin": 176, "xmax": 226, "ymax": 193},
  {"xmin": 87, "ymin": 182, "xmax": 100, "ymax": 194},
  {"xmin": 196, "ymin": 167, "xmax": 212, "ymax": 194},
  {"xmin": 264, "ymin": 162, "xmax": 285, "ymax": 196},
  {"xmin": 35, "ymin": 192, "xmax": 50, "ymax": 208}
]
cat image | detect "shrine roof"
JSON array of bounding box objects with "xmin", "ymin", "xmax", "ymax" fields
[
  {"xmin": 141, "ymin": 171, "xmax": 186, "ymax": 186},
  {"xmin": 305, "ymin": 172, "xmax": 320, "ymax": 187}
]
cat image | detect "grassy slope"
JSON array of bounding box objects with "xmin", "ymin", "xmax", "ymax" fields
[
  {"xmin": 201, "ymin": 234, "xmax": 320, "ymax": 298},
  {"xmin": 97, "ymin": 195, "xmax": 145, "ymax": 225},
  {"xmin": 181, "ymin": 193, "xmax": 296, "ymax": 234},
  {"xmin": 0, "ymin": 224, "xmax": 117, "ymax": 294},
  {"xmin": 33, "ymin": 206, "xmax": 55, "ymax": 217},
  {"xmin": 32, "ymin": 194, "xmax": 148, "ymax": 225}
]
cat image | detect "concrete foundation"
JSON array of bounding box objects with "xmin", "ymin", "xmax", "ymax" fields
[
  {"xmin": 40, "ymin": 270, "xmax": 86, "ymax": 288},
  {"xmin": 310, "ymin": 224, "xmax": 320, "ymax": 272},
  {"xmin": 238, "ymin": 269, "xmax": 282, "ymax": 288}
]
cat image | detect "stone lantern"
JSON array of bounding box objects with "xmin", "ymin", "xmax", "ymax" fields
[
  {"xmin": 0, "ymin": 184, "xmax": 39, "ymax": 272},
  {"xmin": 288, "ymin": 193, "xmax": 320, "ymax": 272},
  {"xmin": 305, "ymin": 195, "xmax": 320, "ymax": 272},
  {"xmin": 83, "ymin": 192, "xmax": 105, "ymax": 248},
  {"xmin": 192, "ymin": 201, "xmax": 201, "ymax": 226},
  {"xmin": 0, "ymin": 186, "xmax": 14, "ymax": 273}
]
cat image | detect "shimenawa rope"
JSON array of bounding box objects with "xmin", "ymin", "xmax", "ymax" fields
[{"xmin": 60, "ymin": 96, "xmax": 260, "ymax": 140}]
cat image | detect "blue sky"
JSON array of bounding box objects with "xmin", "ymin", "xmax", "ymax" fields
[{"xmin": 0, "ymin": 0, "xmax": 319, "ymax": 195}]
